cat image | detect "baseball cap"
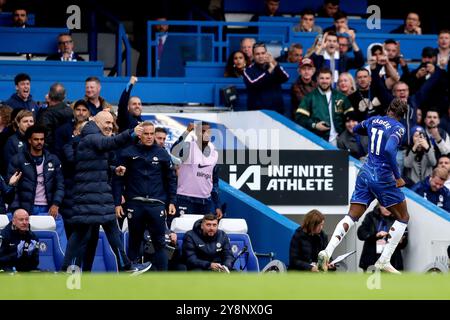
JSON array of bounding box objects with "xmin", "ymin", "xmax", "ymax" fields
[
  {"xmin": 410, "ymin": 125, "xmax": 425, "ymax": 136},
  {"xmin": 299, "ymin": 58, "xmax": 314, "ymax": 68},
  {"xmin": 344, "ymin": 111, "xmax": 358, "ymax": 122},
  {"xmin": 421, "ymin": 47, "xmax": 437, "ymax": 58}
]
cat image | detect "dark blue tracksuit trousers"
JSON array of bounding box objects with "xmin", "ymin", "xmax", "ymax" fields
[{"xmin": 126, "ymin": 200, "xmax": 168, "ymax": 271}]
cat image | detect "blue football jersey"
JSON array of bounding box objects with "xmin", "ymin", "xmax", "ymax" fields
[{"xmin": 357, "ymin": 116, "xmax": 405, "ymax": 182}]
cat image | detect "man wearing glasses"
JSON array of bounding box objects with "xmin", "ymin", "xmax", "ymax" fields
[{"xmin": 46, "ymin": 33, "xmax": 85, "ymax": 62}]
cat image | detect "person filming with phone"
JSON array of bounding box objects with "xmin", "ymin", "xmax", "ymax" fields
[{"xmin": 295, "ymin": 67, "xmax": 353, "ymax": 146}]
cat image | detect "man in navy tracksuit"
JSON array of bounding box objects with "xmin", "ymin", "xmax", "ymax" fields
[
  {"xmin": 113, "ymin": 122, "xmax": 177, "ymax": 270},
  {"xmin": 243, "ymin": 42, "xmax": 290, "ymax": 115},
  {"xmin": 182, "ymin": 214, "xmax": 234, "ymax": 271},
  {"xmin": 411, "ymin": 167, "xmax": 450, "ymax": 212}
]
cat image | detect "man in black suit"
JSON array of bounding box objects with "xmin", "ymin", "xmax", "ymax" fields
[{"xmin": 46, "ymin": 33, "xmax": 84, "ymax": 62}]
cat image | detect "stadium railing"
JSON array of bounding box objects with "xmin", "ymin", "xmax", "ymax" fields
[{"xmin": 0, "ymin": 60, "xmax": 104, "ymax": 78}]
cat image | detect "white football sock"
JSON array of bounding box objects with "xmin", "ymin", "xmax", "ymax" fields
[
  {"xmin": 377, "ymin": 220, "xmax": 407, "ymax": 265},
  {"xmin": 324, "ymin": 215, "xmax": 355, "ymax": 257}
]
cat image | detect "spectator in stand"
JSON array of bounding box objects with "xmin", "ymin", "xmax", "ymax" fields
[
  {"xmin": 439, "ymin": 106, "xmax": 450, "ymax": 134},
  {"xmin": 37, "ymin": 83, "xmax": 73, "ymax": 152},
  {"xmin": 390, "ymin": 12, "xmax": 422, "ymax": 35},
  {"xmin": 276, "ymin": 43, "xmax": 303, "ymax": 64},
  {"xmin": 411, "ymin": 167, "xmax": 450, "ymax": 212},
  {"xmin": 46, "ymin": 33, "xmax": 85, "ymax": 62},
  {"xmin": 7, "ymin": 125, "xmax": 66, "ymax": 247},
  {"xmin": 337, "ymin": 72, "xmax": 356, "ymax": 96},
  {"xmin": 2, "ymin": 110, "xmax": 34, "ymax": 174},
  {"xmin": 0, "ymin": 209, "xmax": 39, "ymax": 272},
  {"xmin": 79, "ymin": 76, "xmax": 112, "ymax": 116},
  {"xmin": 289, "ymin": 209, "xmax": 334, "ymax": 272},
  {"xmin": 224, "ymin": 50, "xmax": 250, "ymax": 78},
  {"xmin": 4, "ymin": 73, "xmax": 39, "ymax": 117},
  {"xmin": 250, "ymin": 0, "xmax": 281, "ymax": 22},
  {"xmin": 404, "ymin": 125, "xmax": 436, "ymax": 187},
  {"xmin": 402, "ymin": 47, "xmax": 448, "ymax": 116},
  {"xmin": 437, "ymin": 29, "xmax": 450, "ymax": 70},
  {"xmin": 323, "ymin": 11, "xmax": 356, "ymax": 35},
  {"xmin": 293, "ymin": 9, "xmax": 322, "ymax": 33},
  {"xmin": 423, "ymin": 109, "xmax": 450, "ymax": 160},
  {"xmin": 182, "ymin": 214, "xmax": 234, "ymax": 271},
  {"xmin": 337, "ymin": 35, "xmax": 350, "ymax": 55},
  {"xmin": 295, "ymin": 67, "xmax": 353, "ymax": 146},
  {"xmin": 416, "ymin": 108, "xmax": 424, "ymax": 127},
  {"xmin": 370, "ymin": 60, "xmax": 441, "ymax": 146},
  {"xmin": 291, "ymin": 58, "xmax": 317, "ymax": 119},
  {"xmin": 170, "ymin": 122, "xmax": 222, "ymax": 222},
  {"xmin": 357, "ymin": 204, "xmax": 407, "ymax": 272},
  {"xmin": 349, "ymin": 68, "xmax": 383, "ymax": 121},
  {"xmin": 317, "ymin": 0, "xmax": 340, "ymax": 18},
  {"xmin": 384, "ymin": 39, "xmax": 401, "ymax": 65},
  {"xmin": 243, "ymin": 42, "xmax": 289, "ymax": 115},
  {"xmin": 240, "ymin": 38, "xmax": 256, "ymax": 62},
  {"xmin": 310, "ymin": 31, "xmax": 364, "ymax": 86},
  {"xmin": 117, "ymin": 76, "xmax": 143, "ymax": 132},
  {"xmin": 437, "ymin": 155, "xmax": 450, "ymax": 190},
  {"xmin": 0, "ymin": 105, "xmax": 14, "ymax": 174},
  {"xmin": 337, "ymin": 111, "xmax": 368, "ymax": 160},
  {"xmin": 12, "ymin": 6, "xmax": 28, "ymax": 28}
]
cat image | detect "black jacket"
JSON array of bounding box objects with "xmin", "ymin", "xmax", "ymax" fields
[
  {"xmin": 37, "ymin": 102, "xmax": 74, "ymax": 152},
  {"xmin": 117, "ymin": 83, "xmax": 143, "ymax": 132},
  {"xmin": 0, "ymin": 175, "xmax": 14, "ymax": 215},
  {"xmin": 113, "ymin": 143, "xmax": 177, "ymax": 205},
  {"xmin": 243, "ymin": 63, "xmax": 289, "ymax": 114},
  {"xmin": 0, "ymin": 221, "xmax": 39, "ymax": 271},
  {"xmin": 289, "ymin": 228, "xmax": 329, "ymax": 271},
  {"xmin": 3, "ymin": 131, "xmax": 27, "ymax": 174},
  {"xmin": 357, "ymin": 208, "xmax": 408, "ymax": 271},
  {"xmin": 182, "ymin": 219, "xmax": 234, "ymax": 270},
  {"xmin": 71, "ymin": 121, "xmax": 134, "ymax": 224},
  {"xmin": 7, "ymin": 149, "xmax": 64, "ymax": 214}
]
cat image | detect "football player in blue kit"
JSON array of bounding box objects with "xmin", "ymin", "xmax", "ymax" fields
[{"xmin": 318, "ymin": 98, "xmax": 409, "ymax": 273}]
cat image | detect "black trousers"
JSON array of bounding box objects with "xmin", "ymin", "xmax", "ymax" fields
[
  {"xmin": 126, "ymin": 201, "xmax": 168, "ymax": 271},
  {"xmin": 64, "ymin": 222, "xmax": 98, "ymax": 272},
  {"xmin": 62, "ymin": 219, "xmax": 130, "ymax": 271}
]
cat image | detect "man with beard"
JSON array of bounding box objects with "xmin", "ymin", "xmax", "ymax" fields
[
  {"xmin": 7, "ymin": 125, "xmax": 65, "ymax": 247},
  {"xmin": 117, "ymin": 76, "xmax": 143, "ymax": 132},
  {"xmin": 295, "ymin": 67, "xmax": 353, "ymax": 145},
  {"xmin": 182, "ymin": 214, "xmax": 234, "ymax": 271},
  {"xmin": 348, "ymin": 68, "xmax": 383, "ymax": 121},
  {"xmin": 423, "ymin": 109, "xmax": 450, "ymax": 160}
]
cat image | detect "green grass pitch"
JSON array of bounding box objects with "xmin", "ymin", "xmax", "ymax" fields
[{"xmin": 1, "ymin": 272, "xmax": 450, "ymax": 300}]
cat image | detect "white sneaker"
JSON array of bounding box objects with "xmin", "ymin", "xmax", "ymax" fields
[
  {"xmin": 317, "ymin": 250, "xmax": 329, "ymax": 272},
  {"xmin": 374, "ymin": 261, "xmax": 401, "ymax": 274}
]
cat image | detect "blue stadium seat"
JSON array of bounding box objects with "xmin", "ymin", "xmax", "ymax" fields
[
  {"xmin": 92, "ymin": 230, "xmax": 119, "ymax": 272},
  {"xmin": 219, "ymin": 218, "xmax": 260, "ymax": 272},
  {"xmin": 228, "ymin": 233, "xmax": 260, "ymax": 272},
  {"xmin": 29, "ymin": 216, "xmax": 64, "ymax": 272}
]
